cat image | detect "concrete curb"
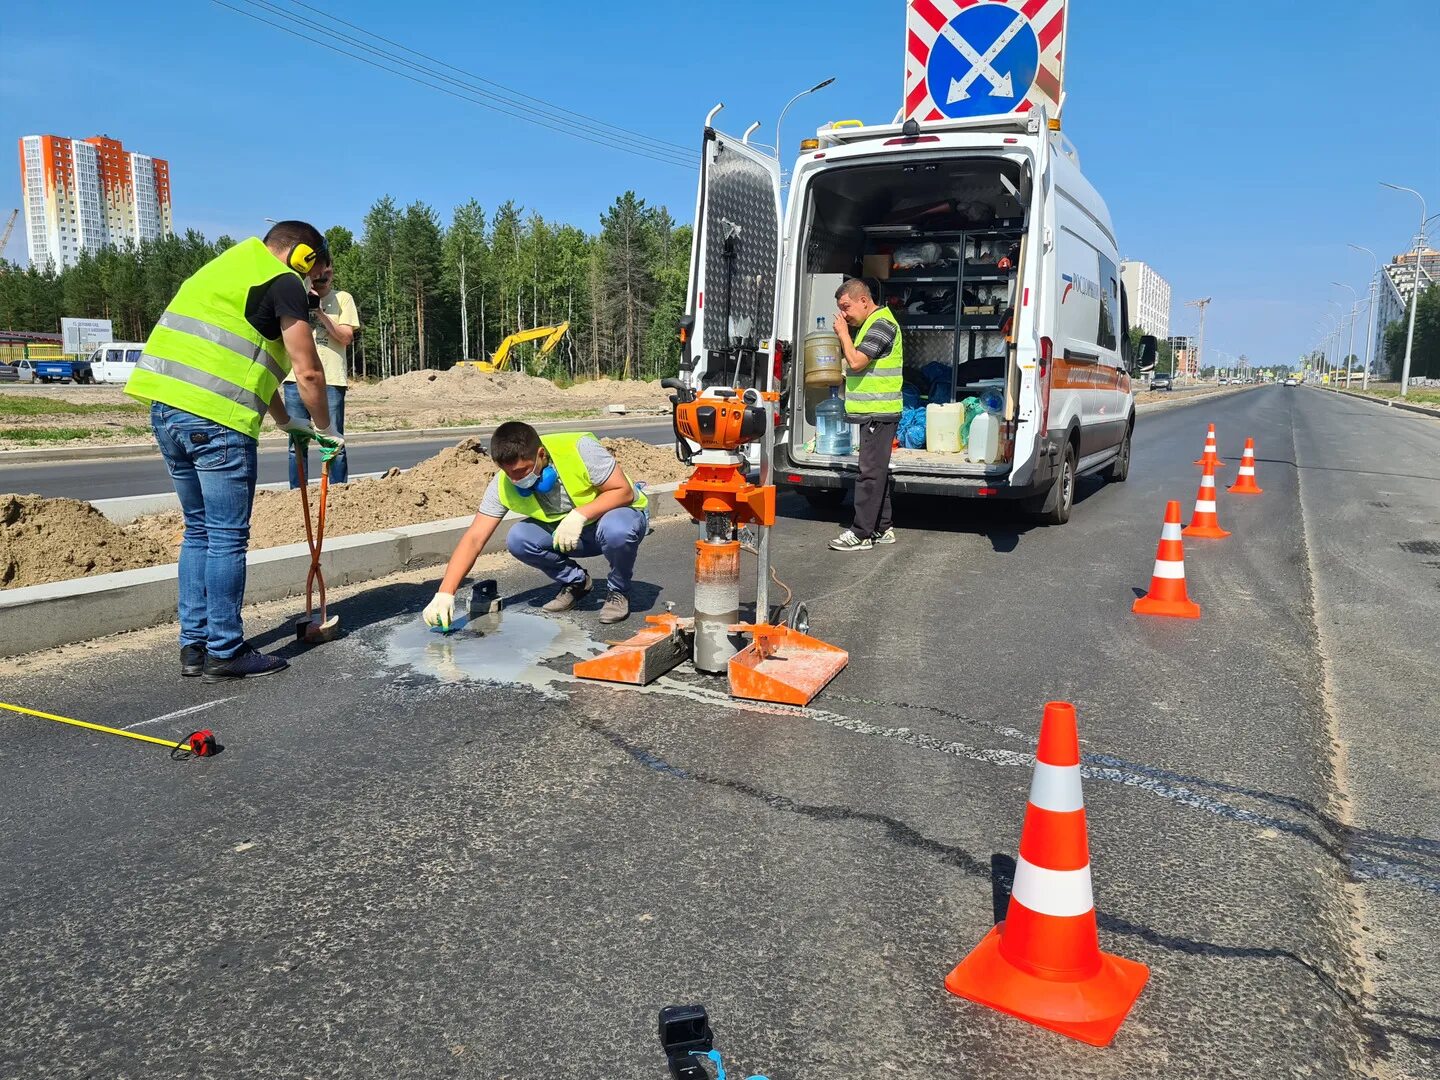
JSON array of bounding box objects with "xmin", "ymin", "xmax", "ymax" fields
[
  {"xmin": 0, "ymin": 484, "xmax": 683, "ymax": 659},
  {"xmin": 1312, "ymin": 383, "xmax": 1440, "ymax": 420},
  {"xmin": 90, "ymin": 473, "xmax": 386, "ymax": 524},
  {"xmin": 0, "ymin": 412, "xmax": 670, "ymax": 466}
]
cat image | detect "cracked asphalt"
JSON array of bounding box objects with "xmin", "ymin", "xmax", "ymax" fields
[{"xmin": 2, "ymin": 386, "xmax": 1436, "ymax": 1079}]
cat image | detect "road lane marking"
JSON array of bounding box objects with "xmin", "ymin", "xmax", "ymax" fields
[{"xmin": 122, "ymin": 697, "xmax": 233, "ymax": 730}]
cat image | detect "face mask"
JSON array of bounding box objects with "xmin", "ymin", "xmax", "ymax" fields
[{"xmin": 512, "ymin": 458, "xmax": 558, "ymax": 493}]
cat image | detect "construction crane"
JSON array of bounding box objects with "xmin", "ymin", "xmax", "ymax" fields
[
  {"xmin": 0, "ymin": 210, "xmax": 18, "ymax": 269},
  {"xmin": 458, "ymin": 321, "xmax": 569, "ymax": 373}
]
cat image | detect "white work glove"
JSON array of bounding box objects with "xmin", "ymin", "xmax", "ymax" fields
[
  {"xmin": 422, "ymin": 591, "xmax": 455, "ymax": 631},
  {"xmin": 551, "ymin": 509, "xmax": 588, "ymax": 553},
  {"xmin": 279, "ymin": 415, "xmax": 315, "ymax": 447},
  {"xmin": 313, "ymin": 423, "xmax": 346, "ymax": 463}
]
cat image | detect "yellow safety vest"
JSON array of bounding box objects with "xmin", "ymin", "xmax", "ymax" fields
[
  {"xmin": 844, "ymin": 306, "xmax": 905, "ymax": 418},
  {"xmin": 125, "ymin": 237, "xmax": 295, "ymax": 438},
  {"xmin": 496, "ymin": 432, "xmax": 649, "ymax": 523}
]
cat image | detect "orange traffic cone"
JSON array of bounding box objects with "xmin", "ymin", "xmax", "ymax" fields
[
  {"xmin": 946, "ymin": 702, "xmax": 1150, "ymax": 1046},
  {"xmin": 1228, "ymin": 438, "xmax": 1263, "ymax": 494},
  {"xmin": 1193, "ymin": 423, "xmax": 1226, "ymax": 469},
  {"xmin": 1183, "ymin": 458, "xmax": 1230, "ymax": 539},
  {"xmin": 1133, "ymin": 500, "xmax": 1201, "ymax": 618}
]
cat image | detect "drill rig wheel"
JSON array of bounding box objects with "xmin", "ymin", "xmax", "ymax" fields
[{"xmin": 788, "ymin": 601, "xmax": 811, "ymax": 636}]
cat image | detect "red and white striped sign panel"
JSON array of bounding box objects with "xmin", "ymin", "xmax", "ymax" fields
[{"xmin": 904, "ymin": 0, "xmax": 1068, "ymax": 123}]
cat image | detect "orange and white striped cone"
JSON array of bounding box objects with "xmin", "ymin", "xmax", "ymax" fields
[
  {"xmin": 1183, "ymin": 458, "xmax": 1231, "ymax": 539},
  {"xmin": 945, "ymin": 702, "xmax": 1150, "ymax": 1046},
  {"xmin": 1193, "ymin": 423, "xmax": 1226, "ymax": 469},
  {"xmin": 1133, "ymin": 500, "xmax": 1201, "ymax": 618},
  {"xmin": 1228, "ymin": 438, "xmax": 1263, "ymax": 494}
]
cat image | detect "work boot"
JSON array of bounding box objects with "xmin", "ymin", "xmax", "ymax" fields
[
  {"xmin": 873, "ymin": 527, "xmax": 897, "ymax": 545},
  {"xmin": 180, "ymin": 643, "xmax": 207, "ymax": 677},
  {"xmin": 201, "ymin": 645, "xmax": 289, "ymax": 684},
  {"xmin": 542, "ymin": 571, "xmax": 592, "ymax": 613},
  {"xmin": 829, "ymin": 529, "xmax": 874, "ymax": 552},
  {"xmin": 599, "ymin": 591, "xmax": 630, "ymax": 624}
]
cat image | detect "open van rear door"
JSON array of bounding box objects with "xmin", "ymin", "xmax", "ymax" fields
[{"xmin": 681, "ymin": 121, "xmax": 782, "ymax": 391}]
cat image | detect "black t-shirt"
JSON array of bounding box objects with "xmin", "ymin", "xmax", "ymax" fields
[{"xmin": 245, "ymin": 273, "xmax": 310, "ymax": 341}]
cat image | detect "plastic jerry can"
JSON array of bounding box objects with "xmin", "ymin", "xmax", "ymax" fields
[
  {"xmin": 926, "ymin": 402, "xmax": 964, "ymax": 453},
  {"xmin": 967, "ymin": 410, "xmax": 1001, "ymax": 463}
]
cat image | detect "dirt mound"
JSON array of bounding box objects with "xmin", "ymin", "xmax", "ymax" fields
[
  {"xmin": 346, "ymin": 369, "xmax": 672, "ymax": 429},
  {"xmin": 0, "ymin": 494, "xmax": 171, "ymax": 590},
  {"xmin": 131, "ymin": 436, "xmax": 692, "ymax": 554}
]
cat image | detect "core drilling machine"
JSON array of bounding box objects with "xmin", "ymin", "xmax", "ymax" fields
[{"xmin": 573, "ymin": 366, "xmax": 848, "ymax": 707}]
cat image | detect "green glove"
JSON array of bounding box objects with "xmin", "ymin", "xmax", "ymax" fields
[
  {"xmin": 314, "ymin": 425, "xmax": 346, "ymax": 463},
  {"xmin": 280, "ymin": 416, "xmax": 314, "ymax": 451}
]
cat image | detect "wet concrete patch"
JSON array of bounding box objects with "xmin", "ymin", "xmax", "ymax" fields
[{"xmin": 382, "ymin": 610, "xmax": 599, "ymax": 696}]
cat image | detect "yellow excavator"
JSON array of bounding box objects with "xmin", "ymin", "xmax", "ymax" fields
[{"xmin": 458, "ymin": 321, "xmax": 569, "ymax": 373}]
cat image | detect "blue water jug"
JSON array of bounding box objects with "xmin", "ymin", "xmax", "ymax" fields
[{"xmin": 815, "ymin": 386, "xmax": 852, "ymax": 456}]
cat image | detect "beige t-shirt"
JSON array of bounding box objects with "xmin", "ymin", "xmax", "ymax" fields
[{"xmin": 286, "ymin": 289, "xmax": 360, "ymax": 387}]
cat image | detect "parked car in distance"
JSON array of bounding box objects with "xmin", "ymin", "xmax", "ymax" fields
[
  {"xmin": 0, "ymin": 362, "xmax": 17, "ymax": 383},
  {"xmin": 1150, "ymin": 373, "xmax": 1173, "ymax": 391},
  {"xmin": 14, "ymin": 359, "xmax": 39, "ymax": 383},
  {"xmin": 86, "ymin": 342, "xmax": 146, "ymax": 384}
]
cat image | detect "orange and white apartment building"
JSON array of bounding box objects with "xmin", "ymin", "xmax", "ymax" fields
[{"xmin": 18, "ymin": 134, "xmax": 173, "ymax": 271}]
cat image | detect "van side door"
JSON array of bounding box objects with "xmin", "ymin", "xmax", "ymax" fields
[{"xmin": 682, "ymin": 126, "xmax": 782, "ymax": 394}]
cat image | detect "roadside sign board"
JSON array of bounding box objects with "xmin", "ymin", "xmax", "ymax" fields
[
  {"xmin": 904, "ymin": 0, "xmax": 1068, "ymax": 123},
  {"xmin": 61, "ymin": 317, "xmax": 113, "ymax": 356}
]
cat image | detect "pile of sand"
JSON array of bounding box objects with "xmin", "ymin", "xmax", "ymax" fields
[
  {"xmin": 129, "ymin": 436, "xmax": 691, "ymax": 558},
  {"xmin": 0, "ymin": 494, "xmax": 171, "ymax": 590},
  {"xmin": 344, "ymin": 369, "xmax": 672, "ymax": 429}
]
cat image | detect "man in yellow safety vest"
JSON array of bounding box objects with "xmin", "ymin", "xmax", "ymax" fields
[
  {"xmin": 829, "ymin": 277, "xmax": 904, "ymax": 551},
  {"xmin": 125, "ymin": 221, "xmax": 344, "ymax": 682},
  {"xmin": 422, "ymin": 421, "xmax": 649, "ymax": 629}
]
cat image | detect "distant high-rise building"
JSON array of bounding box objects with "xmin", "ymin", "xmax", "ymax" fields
[
  {"xmin": 1120, "ymin": 260, "xmax": 1171, "ymax": 339},
  {"xmin": 1373, "ymin": 247, "xmax": 1439, "ymax": 378},
  {"xmin": 18, "ymin": 133, "xmax": 173, "ymax": 271}
]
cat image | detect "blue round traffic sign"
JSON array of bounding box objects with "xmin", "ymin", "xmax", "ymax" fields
[{"xmin": 926, "ymin": 3, "xmax": 1040, "ymax": 119}]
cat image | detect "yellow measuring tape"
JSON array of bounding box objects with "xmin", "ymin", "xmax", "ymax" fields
[{"xmin": 1, "ymin": 701, "xmax": 220, "ymax": 758}]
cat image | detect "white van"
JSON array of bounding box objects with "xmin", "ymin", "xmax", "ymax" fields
[
  {"xmin": 86, "ymin": 342, "xmax": 147, "ymax": 384},
  {"xmin": 677, "ymin": 110, "xmax": 1155, "ymax": 524}
]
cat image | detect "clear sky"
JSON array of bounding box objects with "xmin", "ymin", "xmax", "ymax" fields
[{"xmin": 3, "ymin": 0, "xmax": 1437, "ymax": 365}]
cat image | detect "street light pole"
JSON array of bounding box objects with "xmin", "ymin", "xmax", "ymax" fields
[
  {"xmin": 776, "ymin": 77, "xmax": 836, "ymax": 186},
  {"xmin": 1380, "ymin": 182, "xmax": 1428, "ymax": 397},
  {"xmin": 1332, "ymin": 282, "xmax": 1359, "ymax": 387},
  {"xmin": 1348, "ymin": 244, "xmax": 1379, "ymax": 390}
]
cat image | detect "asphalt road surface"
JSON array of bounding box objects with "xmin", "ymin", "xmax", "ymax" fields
[
  {"xmin": 2, "ymin": 387, "xmax": 1436, "ymax": 1079},
  {"xmin": 2, "ymin": 418, "xmax": 676, "ymax": 501}
]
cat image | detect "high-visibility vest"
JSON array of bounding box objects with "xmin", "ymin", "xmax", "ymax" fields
[
  {"xmin": 125, "ymin": 237, "xmax": 295, "ymax": 439},
  {"xmin": 844, "ymin": 306, "xmax": 904, "ymax": 418},
  {"xmin": 496, "ymin": 432, "xmax": 648, "ymax": 523}
]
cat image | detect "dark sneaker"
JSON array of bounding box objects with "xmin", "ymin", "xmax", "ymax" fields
[
  {"xmin": 180, "ymin": 643, "xmax": 207, "ymax": 677},
  {"xmin": 829, "ymin": 529, "xmax": 874, "ymax": 552},
  {"xmin": 599, "ymin": 591, "xmax": 630, "ymax": 624},
  {"xmin": 873, "ymin": 527, "xmax": 897, "ymax": 545},
  {"xmin": 542, "ymin": 571, "xmax": 592, "ymax": 613},
  {"xmin": 201, "ymin": 645, "xmax": 289, "ymax": 684}
]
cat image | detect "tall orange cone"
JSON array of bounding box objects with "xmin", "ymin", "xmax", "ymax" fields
[
  {"xmin": 1228, "ymin": 438, "xmax": 1263, "ymax": 494},
  {"xmin": 1132, "ymin": 500, "xmax": 1201, "ymax": 618},
  {"xmin": 946, "ymin": 702, "xmax": 1149, "ymax": 1046},
  {"xmin": 1193, "ymin": 423, "xmax": 1226, "ymax": 469},
  {"xmin": 1183, "ymin": 458, "xmax": 1230, "ymax": 539}
]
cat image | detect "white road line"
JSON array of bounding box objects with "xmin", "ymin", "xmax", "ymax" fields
[{"xmin": 123, "ymin": 697, "xmax": 234, "ymax": 730}]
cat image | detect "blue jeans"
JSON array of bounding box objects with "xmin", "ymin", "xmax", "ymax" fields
[
  {"xmin": 506, "ymin": 506, "xmax": 648, "ymax": 595},
  {"xmin": 151, "ymin": 403, "xmax": 258, "ymax": 659},
  {"xmin": 283, "ymin": 383, "xmax": 347, "ymax": 486}
]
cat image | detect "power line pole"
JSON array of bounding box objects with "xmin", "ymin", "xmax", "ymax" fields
[{"xmin": 1185, "ymin": 297, "xmax": 1211, "ymax": 381}]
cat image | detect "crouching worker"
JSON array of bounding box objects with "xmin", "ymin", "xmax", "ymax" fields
[{"xmin": 422, "ymin": 422, "xmax": 648, "ymax": 629}]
